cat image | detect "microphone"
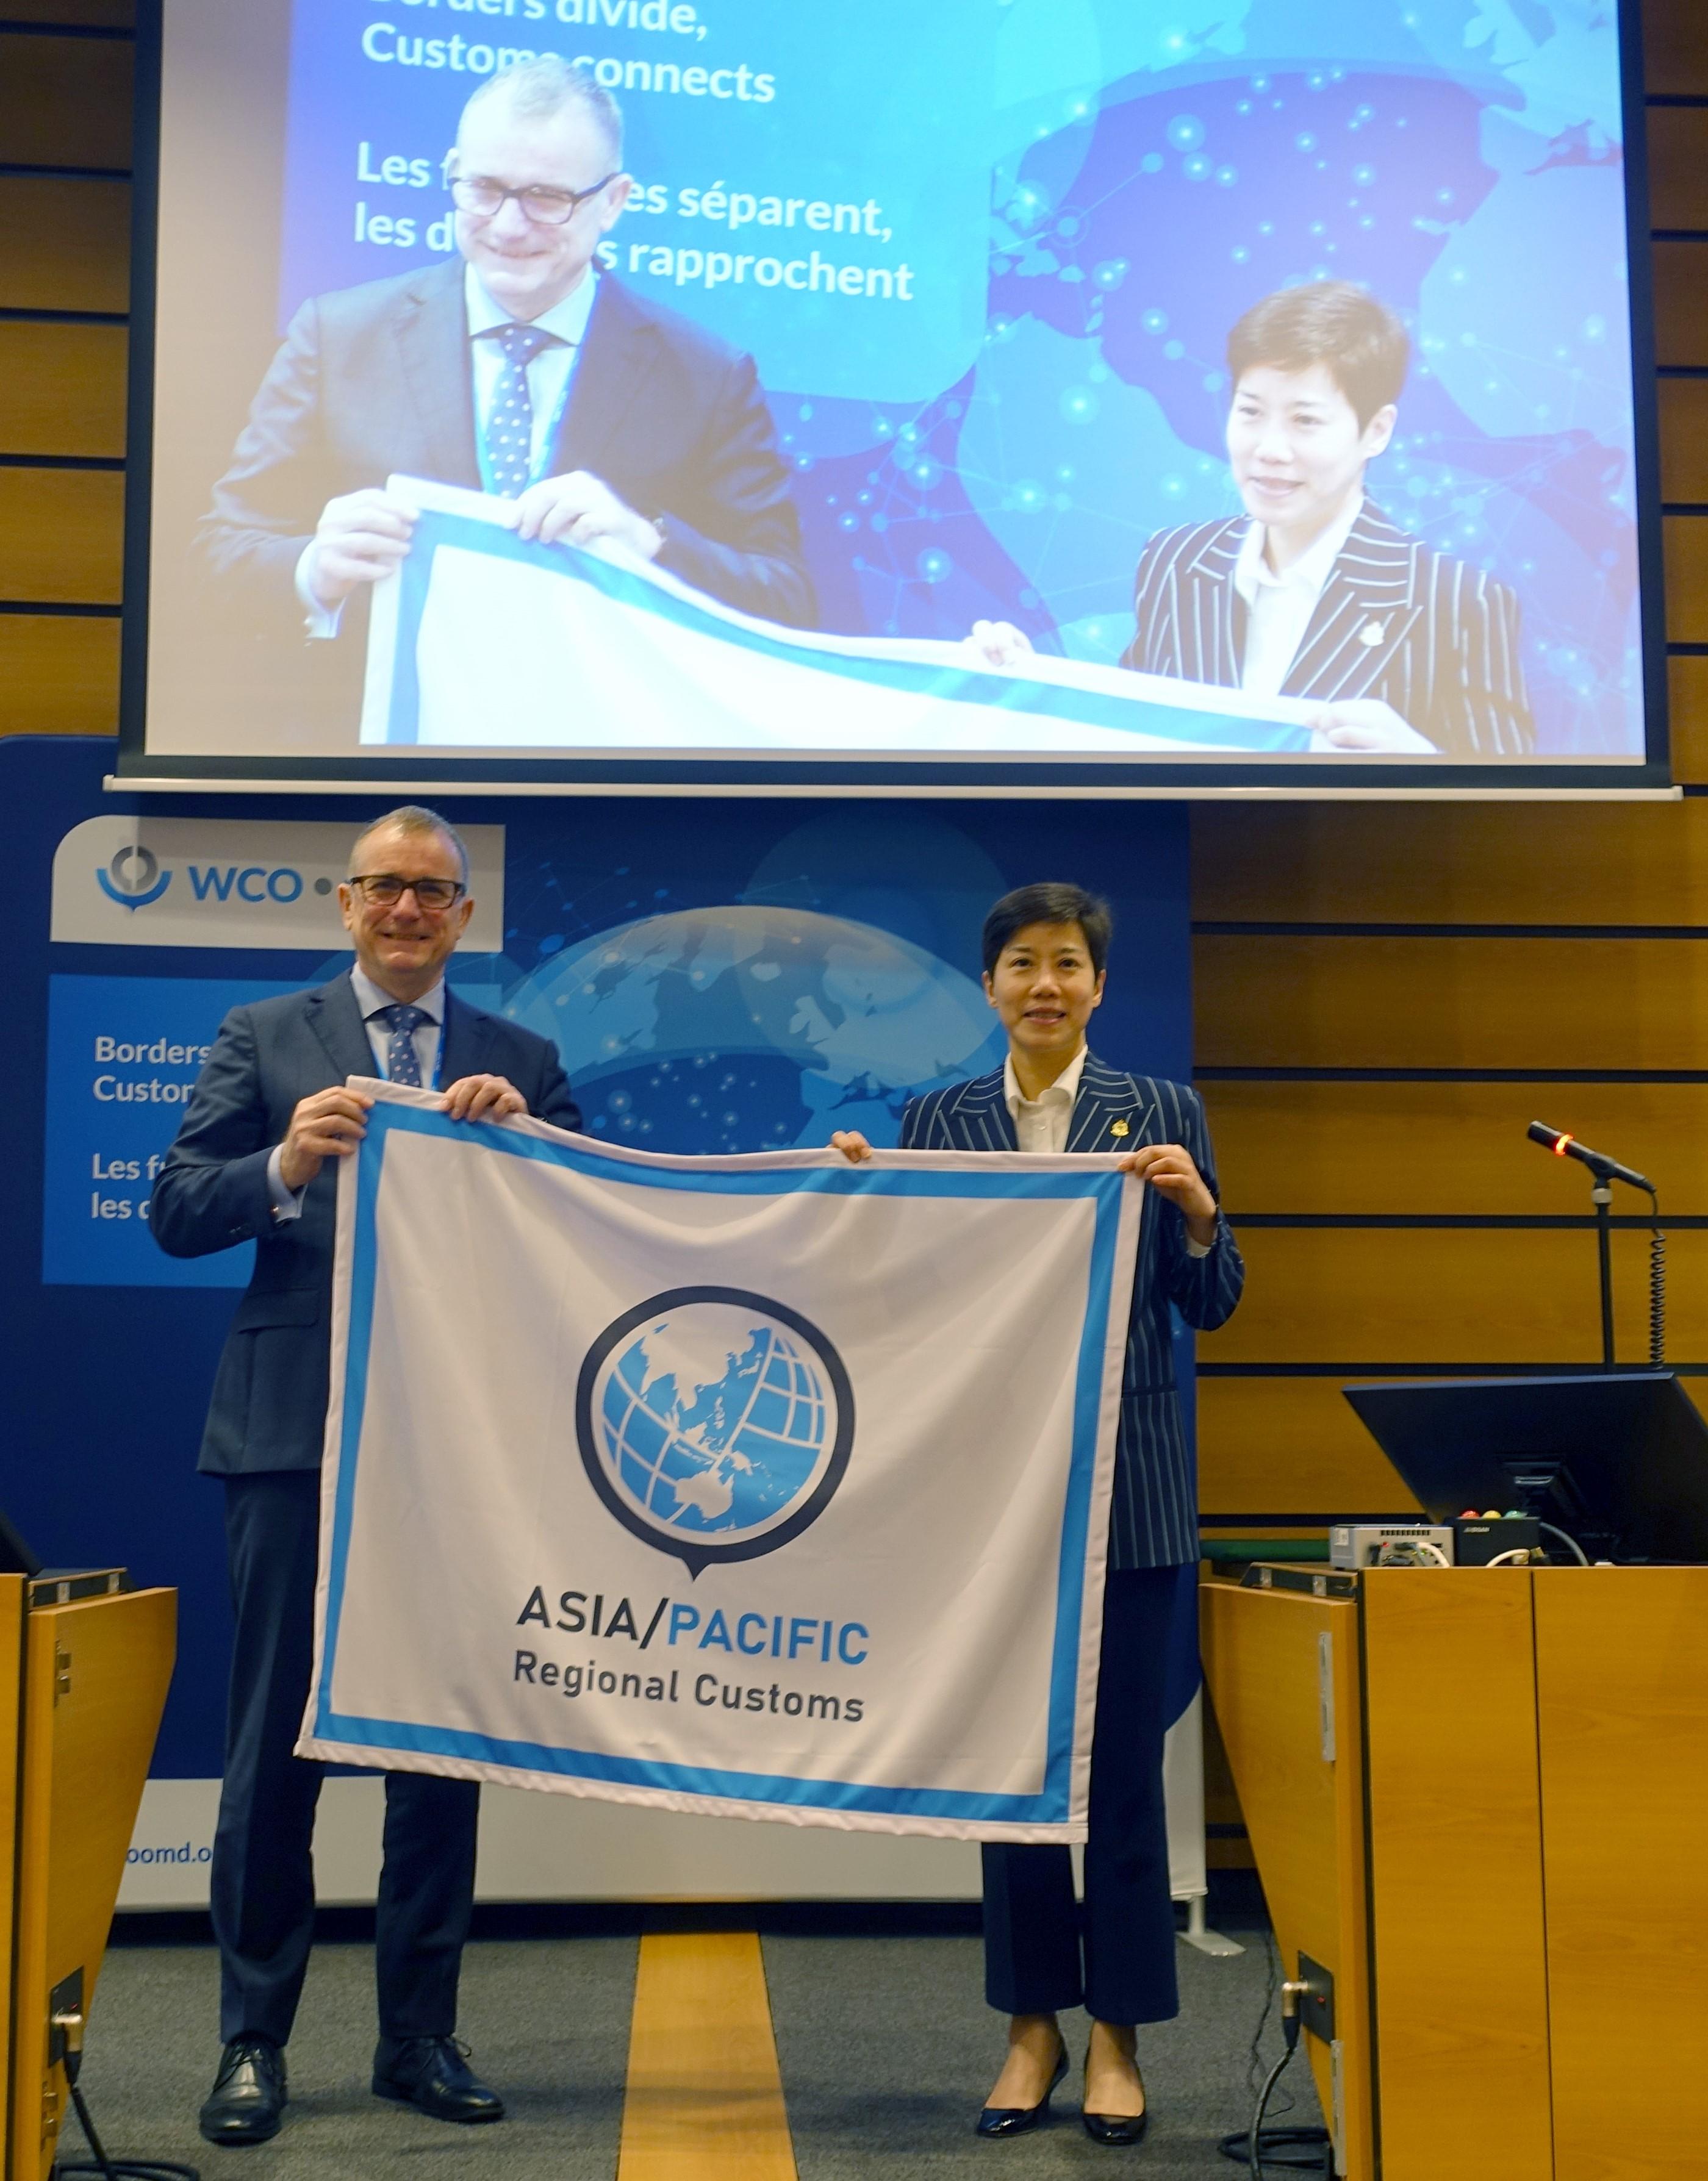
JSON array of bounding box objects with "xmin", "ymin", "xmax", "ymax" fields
[{"xmin": 1527, "ymin": 1122, "xmax": 1654, "ymax": 1194}]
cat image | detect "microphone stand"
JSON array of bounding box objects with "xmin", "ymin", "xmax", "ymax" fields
[{"xmin": 1591, "ymin": 1178, "xmax": 1615, "ymax": 1370}]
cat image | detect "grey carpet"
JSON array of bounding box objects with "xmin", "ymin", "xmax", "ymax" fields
[
  {"xmin": 75, "ymin": 1938, "xmax": 636, "ymax": 2178},
  {"xmin": 73, "ymin": 1925, "xmax": 1320, "ymax": 2176},
  {"xmin": 764, "ymin": 1927, "xmax": 1326, "ymax": 2177}
]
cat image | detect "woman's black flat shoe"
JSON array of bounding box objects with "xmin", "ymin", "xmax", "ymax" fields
[
  {"xmin": 1082, "ymin": 2106, "xmax": 1149, "ymax": 2146},
  {"xmin": 1081, "ymin": 2060, "xmax": 1148, "ymax": 2146},
  {"xmin": 975, "ymin": 2040, "xmax": 1069, "ymax": 2138}
]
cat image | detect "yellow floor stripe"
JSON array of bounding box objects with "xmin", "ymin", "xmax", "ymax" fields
[{"xmin": 617, "ymin": 1930, "xmax": 798, "ymax": 2180}]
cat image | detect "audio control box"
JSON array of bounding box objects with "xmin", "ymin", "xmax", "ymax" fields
[{"xmin": 1329, "ymin": 1522, "xmax": 1455, "ymax": 1569}]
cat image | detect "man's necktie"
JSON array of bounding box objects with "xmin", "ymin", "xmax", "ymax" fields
[
  {"xmin": 482, "ymin": 322, "xmax": 561, "ymax": 498},
  {"xmin": 378, "ymin": 1005, "xmax": 429, "ymax": 1089}
]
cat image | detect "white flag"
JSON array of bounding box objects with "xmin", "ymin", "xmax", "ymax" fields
[{"xmin": 300, "ymin": 1082, "xmax": 1144, "ymax": 1841}]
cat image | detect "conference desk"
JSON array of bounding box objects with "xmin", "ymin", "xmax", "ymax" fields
[
  {"xmin": 0, "ymin": 1570, "xmax": 174, "ymax": 2181},
  {"xmin": 1202, "ymin": 1563, "xmax": 1708, "ymax": 2181}
]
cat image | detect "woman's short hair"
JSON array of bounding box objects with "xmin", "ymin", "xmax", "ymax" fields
[
  {"xmin": 981, "ymin": 884, "xmax": 1113, "ymax": 978},
  {"xmin": 1227, "ymin": 281, "xmax": 1410, "ymax": 430}
]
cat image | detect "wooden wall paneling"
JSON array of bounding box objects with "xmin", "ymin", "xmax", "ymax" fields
[
  {"xmin": 1204, "ymin": 1078, "xmax": 1708, "ymax": 1218},
  {"xmin": 1645, "ymin": 104, "xmax": 1708, "ymax": 233},
  {"xmin": 1534, "ymin": 1569, "xmax": 1708, "ymax": 2181},
  {"xmin": 1199, "ymin": 1226, "xmax": 1701, "ymax": 1367},
  {"xmin": 1197, "ymin": 1379, "xmax": 1422, "ymax": 1517},
  {"xmin": 1643, "ymin": 0, "xmax": 1708, "ymax": 96},
  {"xmin": 1659, "ymin": 378, "xmax": 1708, "ymax": 502},
  {"xmin": 1664, "ymin": 514, "xmax": 1708, "ymax": 640},
  {"xmin": 0, "ymin": 614, "xmax": 120, "ymax": 734},
  {"xmin": 0, "ymin": 2, "xmax": 135, "ymax": 26},
  {"xmin": 1669, "ymin": 654, "xmax": 1708, "ymax": 783},
  {"xmin": 0, "ymin": 177, "xmax": 129, "ymax": 313},
  {"xmin": 1194, "ymin": 796, "xmax": 1708, "ymax": 924},
  {"xmin": 0, "ymin": 467, "xmax": 123, "ymax": 602},
  {"xmin": 1651, "ymin": 242, "xmax": 1708, "ymax": 365},
  {"xmin": 1195, "ymin": 934, "xmax": 1708, "ymax": 1071},
  {"xmin": 0, "ymin": 322, "xmax": 126, "ymax": 459},
  {"xmin": 0, "ymin": 30, "xmax": 133, "ymax": 171}
]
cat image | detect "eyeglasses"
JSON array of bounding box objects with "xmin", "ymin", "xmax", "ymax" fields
[
  {"xmin": 450, "ymin": 171, "xmax": 619, "ymax": 226},
  {"xmin": 346, "ymin": 874, "xmax": 467, "ymax": 911}
]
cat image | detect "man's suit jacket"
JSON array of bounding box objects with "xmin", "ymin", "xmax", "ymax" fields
[
  {"xmin": 900, "ymin": 1055, "xmax": 1244, "ymax": 1570},
  {"xmin": 1120, "ymin": 501, "xmax": 1535, "ymax": 758},
  {"xmin": 152, "ymin": 974, "xmax": 581, "ymax": 1476},
  {"xmin": 198, "ymin": 262, "xmax": 815, "ymax": 636}
]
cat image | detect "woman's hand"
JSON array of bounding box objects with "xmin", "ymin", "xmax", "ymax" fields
[
  {"xmin": 1117, "ymin": 1142, "xmax": 1218, "ymax": 1246},
  {"xmin": 967, "ymin": 619, "xmax": 1035, "ymax": 670},
  {"xmin": 830, "ymin": 1131, "xmax": 874, "ymax": 1164}
]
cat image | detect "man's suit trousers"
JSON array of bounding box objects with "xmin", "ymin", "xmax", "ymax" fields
[
  {"xmin": 213, "ymin": 1473, "xmax": 480, "ymax": 2046},
  {"xmin": 980, "ymin": 1567, "xmax": 1180, "ymax": 2025}
]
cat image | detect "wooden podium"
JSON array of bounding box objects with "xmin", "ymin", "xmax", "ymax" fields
[
  {"xmin": 1203, "ymin": 1564, "xmax": 1708, "ymax": 2181},
  {"xmin": 0, "ymin": 1570, "xmax": 176, "ymax": 2181}
]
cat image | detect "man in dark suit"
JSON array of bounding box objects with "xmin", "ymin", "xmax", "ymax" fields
[
  {"xmin": 831, "ymin": 882, "xmax": 1243, "ymax": 2144},
  {"xmin": 153, "ymin": 805, "xmax": 581, "ymax": 2147},
  {"xmin": 198, "ymin": 57, "xmax": 813, "ymax": 723},
  {"xmin": 973, "ymin": 282, "xmax": 1534, "ymax": 759}
]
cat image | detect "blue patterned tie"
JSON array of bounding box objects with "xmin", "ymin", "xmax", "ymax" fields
[
  {"xmin": 481, "ymin": 322, "xmax": 561, "ymax": 497},
  {"xmin": 379, "ymin": 1004, "xmax": 429, "ymax": 1088}
]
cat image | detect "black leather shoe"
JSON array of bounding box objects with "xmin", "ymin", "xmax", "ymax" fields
[
  {"xmin": 372, "ymin": 2036, "xmax": 505, "ymax": 2124},
  {"xmin": 975, "ymin": 2038, "xmax": 1069, "ymax": 2138},
  {"xmin": 199, "ymin": 2036, "xmax": 287, "ymax": 2147},
  {"xmin": 1082, "ymin": 2060, "xmax": 1149, "ymax": 2146}
]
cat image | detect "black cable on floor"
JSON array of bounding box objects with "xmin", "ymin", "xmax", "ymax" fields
[
  {"xmin": 54, "ymin": 2074, "xmax": 198, "ymax": 2181},
  {"xmin": 1218, "ymin": 1974, "xmax": 1332, "ymax": 2176}
]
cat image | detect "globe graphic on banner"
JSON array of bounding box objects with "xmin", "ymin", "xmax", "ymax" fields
[
  {"xmin": 581, "ymin": 1295, "xmax": 852, "ymax": 1570},
  {"xmin": 503, "ymin": 904, "xmax": 1005, "ymax": 1155}
]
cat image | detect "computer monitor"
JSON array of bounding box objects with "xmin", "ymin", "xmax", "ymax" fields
[
  {"xmin": 0, "ymin": 1502, "xmax": 40, "ymax": 1577},
  {"xmin": 1343, "ymin": 1372, "xmax": 1708, "ymax": 1565}
]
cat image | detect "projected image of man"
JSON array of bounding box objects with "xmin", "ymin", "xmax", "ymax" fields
[
  {"xmin": 199, "ymin": 57, "xmax": 814, "ymax": 655},
  {"xmin": 974, "ymin": 282, "xmax": 1535, "ymax": 759}
]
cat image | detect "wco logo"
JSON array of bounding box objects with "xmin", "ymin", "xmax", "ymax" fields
[
  {"xmin": 576, "ymin": 1287, "xmax": 854, "ymax": 1577},
  {"xmin": 96, "ymin": 845, "xmax": 171, "ymax": 911}
]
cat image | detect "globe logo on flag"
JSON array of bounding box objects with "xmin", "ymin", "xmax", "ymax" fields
[{"xmin": 575, "ymin": 1287, "xmax": 855, "ymax": 1575}]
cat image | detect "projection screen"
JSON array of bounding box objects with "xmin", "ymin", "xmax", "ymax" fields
[{"xmin": 120, "ymin": 0, "xmax": 1670, "ymax": 792}]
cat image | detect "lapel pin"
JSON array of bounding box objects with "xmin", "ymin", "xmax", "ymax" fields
[
  {"xmin": 1110, "ymin": 1119, "xmax": 1130, "ymax": 1139},
  {"xmin": 1358, "ymin": 618, "xmax": 1387, "ymax": 647}
]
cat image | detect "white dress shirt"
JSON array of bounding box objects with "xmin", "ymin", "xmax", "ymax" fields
[
  {"xmin": 1002, "ymin": 1043, "xmax": 1211, "ymax": 1255},
  {"xmin": 1232, "ymin": 492, "xmax": 1364, "ymax": 698},
  {"xmin": 1003, "ymin": 1044, "xmax": 1089, "ymax": 1155},
  {"xmin": 295, "ymin": 268, "xmax": 600, "ymax": 635},
  {"xmin": 265, "ymin": 968, "xmax": 447, "ymax": 1220}
]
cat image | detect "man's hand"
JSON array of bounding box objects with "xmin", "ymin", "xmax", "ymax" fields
[
  {"xmin": 967, "ymin": 619, "xmax": 1035, "ymax": 670},
  {"xmin": 441, "ymin": 1074, "xmax": 528, "ymax": 1123},
  {"xmin": 1117, "ymin": 1142, "xmax": 1218, "ymax": 1247},
  {"xmin": 1308, "ymin": 699, "xmax": 1439, "ymax": 754},
  {"xmin": 303, "ymin": 488, "xmax": 419, "ymax": 611},
  {"xmin": 278, "ymin": 1087, "xmax": 375, "ymax": 1194},
  {"xmin": 830, "ymin": 1131, "xmax": 874, "ymax": 1164},
  {"xmin": 512, "ymin": 471, "xmax": 662, "ymax": 560}
]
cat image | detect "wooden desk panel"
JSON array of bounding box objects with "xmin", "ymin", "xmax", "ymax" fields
[
  {"xmin": 1535, "ymin": 1569, "xmax": 1708, "ymax": 2181},
  {"xmin": 1360, "ymin": 1571, "xmax": 1552, "ymax": 2181},
  {"xmin": 1201, "ymin": 1581, "xmax": 1373, "ymax": 2179},
  {"xmin": 9, "ymin": 1587, "xmax": 175, "ymax": 2181}
]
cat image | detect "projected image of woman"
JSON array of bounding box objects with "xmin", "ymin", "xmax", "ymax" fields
[{"xmin": 973, "ymin": 282, "xmax": 1536, "ymax": 759}]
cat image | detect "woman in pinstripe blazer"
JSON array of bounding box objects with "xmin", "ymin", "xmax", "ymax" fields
[
  {"xmin": 833, "ymin": 883, "xmax": 1244, "ymax": 2144},
  {"xmin": 973, "ymin": 282, "xmax": 1535, "ymax": 761}
]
